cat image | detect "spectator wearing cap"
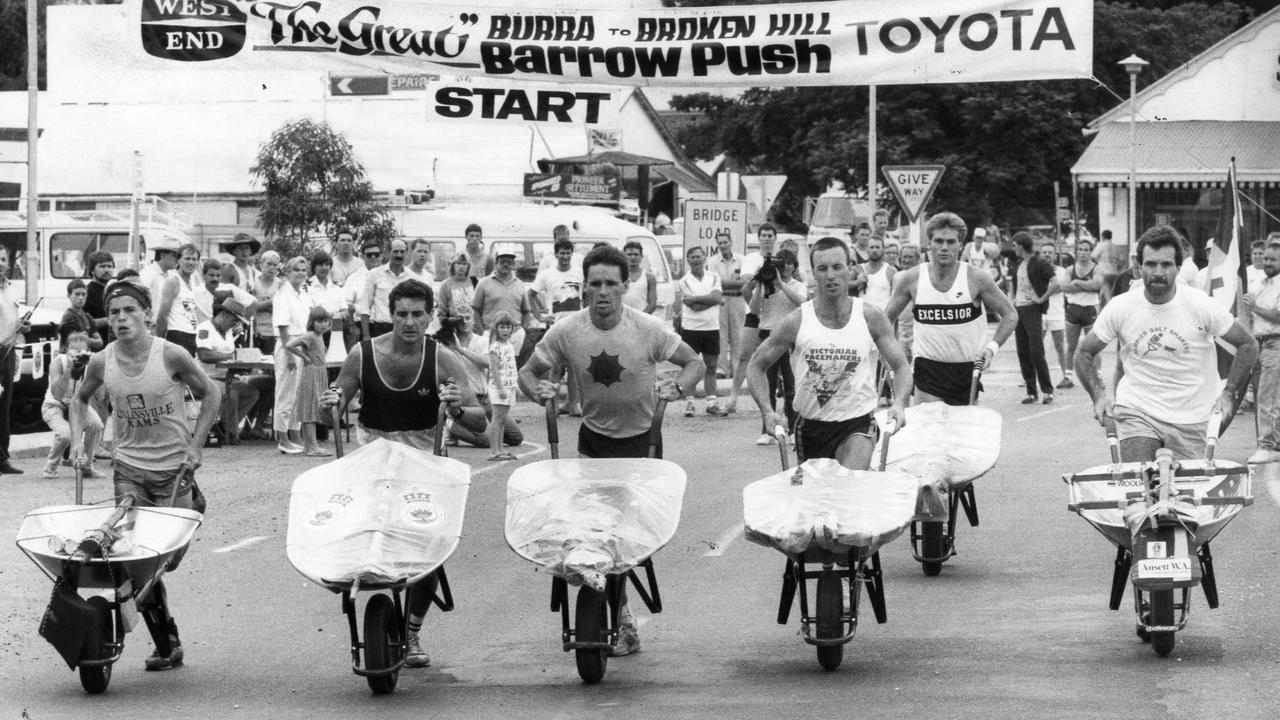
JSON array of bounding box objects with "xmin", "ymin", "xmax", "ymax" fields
[
  {"xmin": 153, "ymin": 243, "xmax": 204, "ymax": 357},
  {"xmin": 138, "ymin": 239, "xmax": 181, "ymax": 325},
  {"xmin": 360, "ymin": 238, "xmax": 413, "ymax": 339},
  {"xmin": 472, "ymin": 249, "xmax": 533, "ymax": 355},
  {"xmin": 328, "ymin": 228, "xmax": 364, "ymax": 286},
  {"xmin": 196, "ymin": 299, "xmax": 269, "ymax": 445},
  {"xmin": 59, "ymin": 279, "xmax": 103, "ymax": 352},
  {"xmin": 220, "ymin": 233, "xmax": 263, "ymax": 293}
]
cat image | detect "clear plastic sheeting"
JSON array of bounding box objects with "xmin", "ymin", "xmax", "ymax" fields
[
  {"xmin": 1066, "ymin": 460, "xmax": 1249, "ymax": 550},
  {"xmin": 17, "ymin": 505, "xmax": 202, "ymax": 585},
  {"xmin": 505, "ymin": 459, "xmax": 686, "ymax": 591},
  {"xmin": 875, "ymin": 402, "xmax": 1003, "ymax": 517},
  {"xmin": 743, "ymin": 459, "xmax": 919, "ymax": 557},
  {"xmin": 287, "ymin": 439, "xmax": 471, "ymax": 589}
]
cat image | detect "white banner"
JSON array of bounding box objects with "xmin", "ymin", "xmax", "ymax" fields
[{"xmin": 135, "ymin": 0, "xmax": 1093, "ymax": 88}]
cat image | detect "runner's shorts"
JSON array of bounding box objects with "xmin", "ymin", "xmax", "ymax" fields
[
  {"xmin": 795, "ymin": 413, "xmax": 876, "ymax": 463},
  {"xmin": 914, "ymin": 357, "xmax": 981, "ymax": 406}
]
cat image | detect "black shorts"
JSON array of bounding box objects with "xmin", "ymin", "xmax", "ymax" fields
[
  {"xmin": 679, "ymin": 328, "xmax": 721, "ymax": 356},
  {"xmin": 795, "ymin": 414, "xmax": 876, "ymax": 463},
  {"xmin": 744, "ymin": 312, "xmax": 761, "ymax": 329},
  {"xmin": 1065, "ymin": 303, "xmax": 1098, "ymax": 327},
  {"xmin": 165, "ymin": 330, "xmax": 197, "ymax": 357},
  {"xmin": 914, "ymin": 357, "xmax": 981, "ymax": 406},
  {"xmin": 578, "ymin": 424, "xmax": 661, "ymax": 459}
]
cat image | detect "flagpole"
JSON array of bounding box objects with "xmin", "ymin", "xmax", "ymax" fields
[{"xmin": 24, "ymin": 0, "xmax": 39, "ymax": 305}]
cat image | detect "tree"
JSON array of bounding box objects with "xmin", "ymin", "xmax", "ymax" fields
[
  {"xmin": 249, "ymin": 118, "xmax": 393, "ymax": 257},
  {"xmin": 668, "ymin": 1, "xmax": 1259, "ymax": 229},
  {"xmin": 0, "ymin": 0, "xmax": 48, "ymax": 91}
]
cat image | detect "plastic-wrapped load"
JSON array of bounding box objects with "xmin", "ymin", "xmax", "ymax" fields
[
  {"xmin": 505, "ymin": 459, "xmax": 686, "ymax": 591},
  {"xmin": 874, "ymin": 402, "xmax": 1002, "ymax": 516},
  {"xmin": 286, "ymin": 439, "xmax": 471, "ymax": 588},
  {"xmin": 743, "ymin": 459, "xmax": 919, "ymax": 557},
  {"xmin": 1067, "ymin": 459, "xmax": 1248, "ymax": 549}
]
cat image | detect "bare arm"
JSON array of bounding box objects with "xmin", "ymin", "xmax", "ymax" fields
[
  {"xmin": 154, "ymin": 275, "xmax": 179, "ymax": 337},
  {"xmin": 971, "ymin": 267, "xmax": 1018, "ymax": 361},
  {"xmin": 644, "ymin": 272, "xmax": 657, "ymax": 315},
  {"xmin": 746, "ymin": 310, "xmax": 800, "ymax": 430},
  {"xmin": 167, "ymin": 344, "xmax": 223, "ymax": 470},
  {"xmin": 517, "ymin": 347, "xmax": 555, "ymax": 403},
  {"xmin": 662, "ymin": 342, "xmax": 705, "ymax": 401},
  {"xmin": 1218, "ymin": 321, "xmax": 1259, "ymax": 415},
  {"xmin": 1073, "ymin": 330, "xmax": 1111, "ymax": 423},
  {"xmin": 319, "ymin": 345, "xmax": 363, "ymax": 417},
  {"xmin": 882, "ymin": 266, "xmax": 919, "ymax": 320},
  {"xmin": 866, "ymin": 304, "xmax": 912, "ymax": 428}
]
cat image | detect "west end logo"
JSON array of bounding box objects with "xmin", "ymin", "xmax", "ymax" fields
[{"xmin": 141, "ymin": 0, "xmax": 248, "ymax": 62}]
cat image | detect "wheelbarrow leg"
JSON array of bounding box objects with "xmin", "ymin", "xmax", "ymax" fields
[
  {"xmin": 1109, "ymin": 545, "xmax": 1131, "ymax": 611},
  {"xmin": 777, "ymin": 559, "xmax": 798, "ymax": 625},
  {"xmin": 1199, "ymin": 542, "xmax": 1219, "ymax": 609},
  {"xmin": 138, "ymin": 578, "xmax": 178, "ymax": 662}
]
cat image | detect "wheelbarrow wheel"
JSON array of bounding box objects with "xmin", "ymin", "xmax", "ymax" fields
[
  {"xmin": 575, "ymin": 587, "xmax": 608, "ymax": 684},
  {"xmin": 815, "ymin": 569, "xmax": 843, "ymax": 671},
  {"xmin": 1149, "ymin": 589, "xmax": 1176, "ymax": 657},
  {"xmin": 79, "ymin": 597, "xmax": 113, "ymax": 695},
  {"xmin": 363, "ymin": 593, "xmax": 402, "ymax": 695},
  {"xmin": 921, "ymin": 521, "xmax": 945, "ymax": 576}
]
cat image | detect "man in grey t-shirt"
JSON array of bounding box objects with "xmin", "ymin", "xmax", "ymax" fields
[{"xmin": 518, "ymin": 245, "xmax": 703, "ymax": 656}]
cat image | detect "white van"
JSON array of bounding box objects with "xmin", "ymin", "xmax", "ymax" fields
[
  {"xmin": 392, "ymin": 202, "xmax": 677, "ymax": 319},
  {"xmin": 0, "ymin": 205, "xmax": 196, "ymax": 431}
]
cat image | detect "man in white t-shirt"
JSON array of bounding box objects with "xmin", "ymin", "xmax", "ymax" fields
[
  {"xmin": 1075, "ymin": 226, "xmax": 1257, "ymax": 462},
  {"xmin": 676, "ymin": 245, "xmax": 724, "ymax": 417},
  {"xmin": 530, "ymin": 238, "xmax": 585, "ymax": 414}
]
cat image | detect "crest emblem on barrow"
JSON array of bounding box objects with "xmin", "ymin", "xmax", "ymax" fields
[{"xmin": 400, "ymin": 487, "xmax": 446, "ymax": 527}]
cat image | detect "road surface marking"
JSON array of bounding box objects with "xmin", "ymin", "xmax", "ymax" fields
[
  {"xmin": 702, "ymin": 522, "xmax": 745, "ymax": 557},
  {"xmin": 1014, "ymin": 403, "xmax": 1086, "ymax": 423},
  {"xmin": 466, "ymin": 441, "xmax": 547, "ymax": 477},
  {"xmin": 211, "ymin": 536, "xmax": 267, "ymax": 553}
]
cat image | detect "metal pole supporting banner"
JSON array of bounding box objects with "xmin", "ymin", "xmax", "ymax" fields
[
  {"xmin": 24, "ymin": 0, "xmax": 39, "ymax": 305},
  {"xmin": 868, "ymin": 84, "xmax": 877, "ymax": 210}
]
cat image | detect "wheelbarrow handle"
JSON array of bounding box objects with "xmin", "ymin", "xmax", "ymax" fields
[
  {"xmin": 968, "ymin": 360, "xmax": 984, "ymax": 406},
  {"xmin": 878, "ymin": 416, "xmax": 898, "ymax": 471},
  {"xmin": 773, "ymin": 424, "xmax": 790, "ymax": 472},
  {"xmin": 648, "ymin": 399, "xmax": 667, "ymax": 459},
  {"xmin": 544, "ymin": 395, "xmax": 559, "ymax": 460},
  {"xmin": 329, "ymin": 386, "xmax": 345, "ymax": 459},
  {"xmin": 1103, "ymin": 414, "xmax": 1120, "ymax": 465}
]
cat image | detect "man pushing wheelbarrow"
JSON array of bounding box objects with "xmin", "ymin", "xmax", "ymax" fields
[{"xmin": 518, "ymin": 244, "xmax": 704, "ymax": 661}]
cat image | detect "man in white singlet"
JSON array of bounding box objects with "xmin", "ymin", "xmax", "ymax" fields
[
  {"xmin": 860, "ymin": 236, "xmax": 895, "ymax": 309},
  {"xmin": 883, "ymin": 212, "xmax": 1017, "ymax": 406},
  {"xmin": 747, "ymin": 237, "xmax": 913, "ymax": 469},
  {"xmin": 70, "ymin": 282, "xmax": 223, "ymax": 672}
]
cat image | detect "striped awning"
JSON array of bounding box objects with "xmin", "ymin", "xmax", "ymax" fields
[{"xmin": 1072, "ymin": 121, "xmax": 1280, "ymax": 188}]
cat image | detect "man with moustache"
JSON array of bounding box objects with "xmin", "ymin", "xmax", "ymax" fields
[{"xmin": 1075, "ymin": 226, "xmax": 1257, "ymax": 463}]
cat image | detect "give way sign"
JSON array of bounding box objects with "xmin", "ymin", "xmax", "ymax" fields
[{"xmin": 881, "ymin": 165, "xmax": 946, "ymax": 223}]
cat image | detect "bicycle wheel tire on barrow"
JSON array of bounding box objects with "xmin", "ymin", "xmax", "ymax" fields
[
  {"xmin": 575, "ymin": 587, "xmax": 608, "ymax": 684},
  {"xmin": 363, "ymin": 593, "xmax": 402, "ymax": 695},
  {"xmin": 79, "ymin": 597, "xmax": 113, "ymax": 695},
  {"xmin": 815, "ymin": 569, "xmax": 843, "ymax": 671},
  {"xmin": 921, "ymin": 521, "xmax": 945, "ymax": 576},
  {"xmin": 1149, "ymin": 589, "xmax": 1176, "ymax": 657}
]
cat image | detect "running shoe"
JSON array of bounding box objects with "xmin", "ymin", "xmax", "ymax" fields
[
  {"xmin": 1042, "ymin": 394, "xmax": 1054, "ymax": 405},
  {"xmin": 144, "ymin": 643, "xmax": 184, "ymax": 671},
  {"xmin": 684, "ymin": 400, "xmax": 695, "ymax": 417},
  {"xmin": 1056, "ymin": 376, "xmax": 1075, "ymax": 389},
  {"xmin": 756, "ymin": 433, "xmax": 776, "ymax": 446},
  {"xmin": 610, "ymin": 605, "xmax": 641, "ymax": 657}
]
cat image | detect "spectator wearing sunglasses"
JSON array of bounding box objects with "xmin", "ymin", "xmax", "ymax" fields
[{"xmin": 341, "ymin": 240, "xmax": 384, "ymax": 349}]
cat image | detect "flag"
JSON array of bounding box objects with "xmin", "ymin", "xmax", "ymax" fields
[
  {"xmin": 1204, "ymin": 159, "xmax": 1249, "ymax": 430},
  {"xmin": 586, "ymin": 128, "xmax": 621, "ymax": 155}
]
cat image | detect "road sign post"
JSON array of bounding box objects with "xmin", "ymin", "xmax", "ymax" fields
[{"xmin": 881, "ymin": 165, "xmax": 946, "ymax": 224}]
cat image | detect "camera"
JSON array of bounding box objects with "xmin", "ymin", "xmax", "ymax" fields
[
  {"xmin": 70, "ymin": 352, "xmax": 91, "ymax": 380},
  {"xmin": 755, "ymin": 254, "xmax": 783, "ymax": 297}
]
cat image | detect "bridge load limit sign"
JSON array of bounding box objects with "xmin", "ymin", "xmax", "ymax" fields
[
  {"xmin": 683, "ymin": 199, "xmax": 749, "ymax": 256},
  {"xmin": 882, "ymin": 165, "xmax": 946, "ymax": 223}
]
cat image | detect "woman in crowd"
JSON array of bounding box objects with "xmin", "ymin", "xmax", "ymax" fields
[{"xmin": 272, "ymin": 256, "xmax": 311, "ymax": 454}]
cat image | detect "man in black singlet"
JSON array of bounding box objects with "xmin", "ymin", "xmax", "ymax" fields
[{"xmin": 320, "ymin": 279, "xmax": 486, "ymax": 669}]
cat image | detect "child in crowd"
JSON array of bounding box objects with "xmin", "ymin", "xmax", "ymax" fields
[
  {"xmin": 486, "ymin": 311, "xmax": 518, "ymax": 461},
  {"xmin": 285, "ymin": 306, "xmax": 333, "ymax": 457},
  {"xmin": 42, "ymin": 331, "xmax": 103, "ymax": 478}
]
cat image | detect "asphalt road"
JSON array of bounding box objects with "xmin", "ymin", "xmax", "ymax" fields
[{"xmin": 3, "ymin": 346, "xmax": 1280, "ymax": 719}]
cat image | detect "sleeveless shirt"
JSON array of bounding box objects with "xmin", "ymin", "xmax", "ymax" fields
[
  {"xmin": 623, "ymin": 270, "xmax": 649, "ymax": 310},
  {"xmin": 792, "ymin": 299, "xmax": 878, "ymax": 421},
  {"xmin": 862, "ymin": 263, "xmax": 892, "ymax": 309},
  {"xmin": 357, "ymin": 338, "xmax": 440, "ymax": 433},
  {"xmin": 166, "ymin": 271, "xmax": 199, "ymax": 335},
  {"xmin": 1064, "ymin": 263, "xmax": 1100, "ymax": 307},
  {"xmin": 912, "ymin": 262, "xmax": 986, "ymax": 363},
  {"xmin": 105, "ymin": 339, "xmax": 191, "ymax": 470}
]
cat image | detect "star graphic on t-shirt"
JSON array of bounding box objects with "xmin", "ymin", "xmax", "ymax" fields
[{"xmin": 586, "ymin": 351, "xmax": 625, "ymax": 387}]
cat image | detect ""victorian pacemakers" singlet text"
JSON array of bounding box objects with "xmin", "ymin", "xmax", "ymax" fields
[{"xmin": 791, "ymin": 299, "xmax": 878, "ymax": 422}]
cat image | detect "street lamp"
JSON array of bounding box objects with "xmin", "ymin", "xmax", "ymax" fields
[{"xmin": 1119, "ymin": 54, "xmax": 1148, "ymax": 253}]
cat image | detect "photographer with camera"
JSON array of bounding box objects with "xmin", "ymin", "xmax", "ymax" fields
[
  {"xmin": 41, "ymin": 331, "xmax": 104, "ymax": 479},
  {"xmin": 750, "ymin": 249, "xmax": 807, "ymax": 443},
  {"xmin": 726, "ymin": 224, "xmax": 778, "ymax": 416}
]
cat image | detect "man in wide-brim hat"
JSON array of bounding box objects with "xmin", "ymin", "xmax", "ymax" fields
[{"xmin": 220, "ymin": 233, "xmax": 263, "ymax": 292}]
